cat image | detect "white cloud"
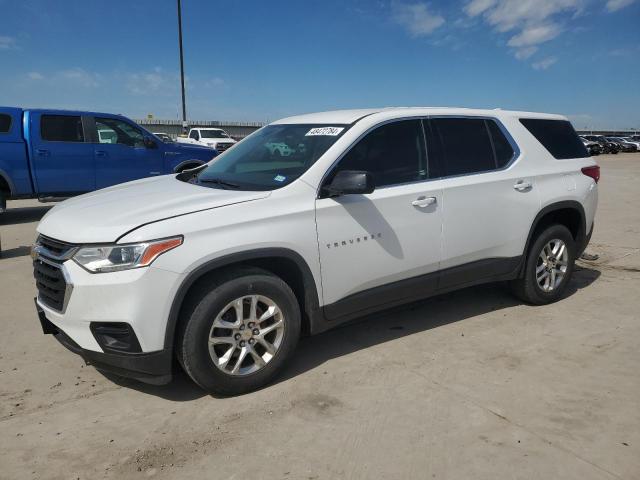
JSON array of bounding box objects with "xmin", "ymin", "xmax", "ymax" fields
[
  {"xmin": 514, "ymin": 46, "xmax": 538, "ymax": 59},
  {"xmin": 27, "ymin": 72, "xmax": 44, "ymax": 80},
  {"xmin": 606, "ymin": 0, "xmax": 635, "ymax": 11},
  {"xmin": 204, "ymin": 77, "xmax": 225, "ymax": 88},
  {"xmin": 126, "ymin": 67, "xmax": 171, "ymax": 95},
  {"xmin": 532, "ymin": 56, "xmax": 557, "ymax": 70},
  {"xmin": 463, "ymin": 0, "xmax": 496, "ymax": 17},
  {"xmin": 465, "ymin": 0, "xmax": 584, "ymax": 32},
  {"xmin": 0, "ymin": 35, "xmax": 16, "ymax": 50},
  {"xmin": 58, "ymin": 68, "xmax": 101, "ymax": 87},
  {"xmin": 507, "ymin": 23, "xmax": 562, "ymax": 47},
  {"xmin": 392, "ymin": 2, "xmax": 445, "ymax": 37},
  {"xmin": 463, "ymin": 0, "xmax": 589, "ymax": 62}
]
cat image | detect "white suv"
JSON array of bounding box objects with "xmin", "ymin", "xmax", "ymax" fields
[{"xmin": 33, "ymin": 107, "xmax": 599, "ymax": 395}]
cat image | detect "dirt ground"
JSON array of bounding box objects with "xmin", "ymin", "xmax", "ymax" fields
[{"xmin": 1, "ymin": 154, "xmax": 639, "ymax": 480}]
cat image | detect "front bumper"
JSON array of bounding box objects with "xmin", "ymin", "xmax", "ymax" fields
[{"xmin": 36, "ymin": 300, "xmax": 173, "ymax": 384}]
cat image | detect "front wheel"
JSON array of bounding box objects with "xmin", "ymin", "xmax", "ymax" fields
[
  {"xmin": 176, "ymin": 267, "xmax": 301, "ymax": 395},
  {"xmin": 510, "ymin": 224, "xmax": 576, "ymax": 305}
]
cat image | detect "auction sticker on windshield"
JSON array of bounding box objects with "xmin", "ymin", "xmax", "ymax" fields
[{"xmin": 305, "ymin": 127, "xmax": 344, "ymax": 136}]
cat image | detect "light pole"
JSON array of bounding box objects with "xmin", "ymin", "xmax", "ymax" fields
[{"xmin": 177, "ymin": 0, "xmax": 187, "ymax": 134}]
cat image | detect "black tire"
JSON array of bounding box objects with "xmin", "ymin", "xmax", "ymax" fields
[
  {"xmin": 510, "ymin": 224, "xmax": 576, "ymax": 305},
  {"xmin": 176, "ymin": 267, "xmax": 301, "ymax": 395}
]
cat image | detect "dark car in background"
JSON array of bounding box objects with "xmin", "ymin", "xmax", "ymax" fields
[
  {"xmin": 583, "ymin": 135, "xmax": 620, "ymax": 154},
  {"xmin": 580, "ymin": 136, "xmax": 602, "ymax": 156},
  {"xmin": 606, "ymin": 137, "xmax": 637, "ymax": 152}
]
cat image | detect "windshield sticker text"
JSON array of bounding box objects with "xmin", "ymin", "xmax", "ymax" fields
[{"xmin": 305, "ymin": 127, "xmax": 344, "ymax": 137}]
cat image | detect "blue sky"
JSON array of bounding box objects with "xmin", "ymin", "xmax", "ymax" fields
[{"xmin": 0, "ymin": 0, "xmax": 638, "ymax": 129}]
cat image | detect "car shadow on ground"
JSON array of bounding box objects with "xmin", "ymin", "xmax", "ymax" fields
[
  {"xmin": 0, "ymin": 245, "xmax": 32, "ymax": 259},
  {"xmin": 0, "ymin": 205, "xmax": 52, "ymax": 226},
  {"xmin": 111, "ymin": 264, "xmax": 601, "ymax": 401}
]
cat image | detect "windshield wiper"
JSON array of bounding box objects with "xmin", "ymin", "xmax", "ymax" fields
[{"xmin": 198, "ymin": 178, "xmax": 241, "ymax": 189}]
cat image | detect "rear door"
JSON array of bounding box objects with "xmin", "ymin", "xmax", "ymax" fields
[
  {"xmin": 91, "ymin": 116, "xmax": 163, "ymax": 188},
  {"xmin": 425, "ymin": 117, "xmax": 540, "ymax": 287},
  {"xmin": 29, "ymin": 112, "xmax": 95, "ymax": 194}
]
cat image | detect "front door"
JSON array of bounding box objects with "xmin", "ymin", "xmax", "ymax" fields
[
  {"xmin": 92, "ymin": 117, "xmax": 163, "ymax": 188},
  {"xmin": 315, "ymin": 119, "xmax": 442, "ymax": 319}
]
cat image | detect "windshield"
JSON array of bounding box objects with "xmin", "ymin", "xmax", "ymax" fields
[
  {"xmin": 200, "ymin": 130, "xmax": 229, "ymax": 139},
  {"xmin": 195, "ymin": 124, "xmax": 349, "ymax": 191}
]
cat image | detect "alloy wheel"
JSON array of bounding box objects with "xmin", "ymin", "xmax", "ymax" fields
[
  {"xmin": 208, "ymin": 295, "xmax": 285, "ymax": 376},
  {"xmin": 536, "ymin": 239, "xmax": 569, "ymax": 293}
]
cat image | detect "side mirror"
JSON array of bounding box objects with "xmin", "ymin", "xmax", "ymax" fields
[
  {"xmin": 143, "ymin": 136, "xmax": 158, "ymax": 149},
  {"xmin": 324, "ymin": 170, "xmax": 375, "ymax": 197}
]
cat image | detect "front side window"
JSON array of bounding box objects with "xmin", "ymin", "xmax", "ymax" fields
[
  {"xmin": 95, "ymin": 118, "xmax": 144, "ymax": 147},
  {"xmin": 200, "ymin": 130, "xmax": 229, "ymax": 139},
  {"xmin": 0, "ymin": 114, "xmax": 11, "ymax": 133},
  {"xmin": 332, "ymin": 120, "xmax": 425, "ymax": 188},
  {"xmin": 520, "ymin": 119, "xmax": 588, "ymax": 159},
  {"xmin": 196, "ymin": 124, "xmax": 350, "ymax": 191},
  {"xmin": 41, "ymin": 115, "xmax": 84, "ymax": 142},
  {"xmin": 190, "ymin": 130, "xmax": 199, "ymax": 140}
]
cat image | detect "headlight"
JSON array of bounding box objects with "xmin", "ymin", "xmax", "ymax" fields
[{"xmin": 73, "ymin": 237, "xmax": 182, "ymax": 273}]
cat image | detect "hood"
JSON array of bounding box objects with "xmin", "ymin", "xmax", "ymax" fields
[{"xmin": 37, "ymin": 175, "xmax": 270, "ymax": 243}]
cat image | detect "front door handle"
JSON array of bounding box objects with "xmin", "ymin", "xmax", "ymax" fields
[
  {"xmin": 412, "ymin": 196, "xmax": 437, "ymax": 208},
  {"xmin": 35, "ymin": 149, "xmax": 49, "ymax": 156},
  {"xmin": 514, "ymin": 180, "xmax": 533, "ymax": 191},
  {"xmin": 95, "ymin": 150, "xmax": 107, "ymax": 157}
]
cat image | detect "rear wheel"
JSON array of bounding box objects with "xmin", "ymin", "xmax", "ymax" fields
[
  {"xmin": 511, "ymin": 224, "xmax": 576, "ymax": 305},
  {"xmin": 176, "ymin": 267, "xmax": 301, "ymax": 395}
]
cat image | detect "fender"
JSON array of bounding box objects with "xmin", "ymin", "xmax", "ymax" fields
[
  {"xmin": 163, "ymin": 248, "xmax": 323, "ymax": 350},
  {"xmin": 521, "ymin": 200, "xmax": 587, "ymax": 271},
  {"xmin": 172, "ymin": 159, "xmax": 206, "ymax": 173}
]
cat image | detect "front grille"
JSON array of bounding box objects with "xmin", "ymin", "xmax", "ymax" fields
[
  {"xmin": 33, "ymin": 235, "xmax": 76, "ymax": 312},
  {"xmin": 34, "ymin": 258, "xmax": 68, "ymax": 311},
  {"xmin": 216, "ymin": 143, "xmax": 233, "ymax": 153},
  {"xmin": 38, "ymin": 235, "xmax": 76, "ymax": 259}
]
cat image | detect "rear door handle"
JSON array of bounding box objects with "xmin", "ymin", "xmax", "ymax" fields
[
  {"xmin": 35, "ymin": 149, "xmax": 49, "ymax": 156},
  {"xmin": 95, "ymin": 150, "xmax": 107, "ymax": 157},
  {"xmin": 514, "ymin": 180, "xmax": 532, "ymax": 191},
  {"xmin": 412, "ymin": 196, "xmax": 437, "ymax": 208}
]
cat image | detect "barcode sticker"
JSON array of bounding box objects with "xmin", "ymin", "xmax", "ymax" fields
[{"xmin": 305, "ymin": 127, "xmax": 344, "ymax": 136}]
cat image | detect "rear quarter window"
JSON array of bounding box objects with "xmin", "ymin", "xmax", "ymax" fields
[
  {"xmin": 0, "ymin": 114, "xmax": 11, "ymax": 133},
  {"xmin": 41, "ymin": 115, "xmax": 85, "ymax": 142},
  {"xmin": 520, "ymin": 118, "xmax": 588, "ymax": 159}
]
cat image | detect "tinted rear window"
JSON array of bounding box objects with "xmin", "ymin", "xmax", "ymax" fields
[
  {"xmin": 41, "ymin": 115, "xmax": 84, "ymax": 142},
  {"xmin": 487, "ymin": 120, "xmax": 515, "ymax": 168},
  {"xmin": 0, "ymin": 114, "xmax": 11, "ymax": 133},
  {"xmin": 520, "ymin": 119, "xmax": 588, "ymax": 159},
  {"xmin": 431, "ymin": 118, "xmax": 496, "ymax": 176}
]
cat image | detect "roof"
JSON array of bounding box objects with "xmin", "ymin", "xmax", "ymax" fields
[{"xmin": 271, "ymin": 107, "xmax": 567, "ymax": 125}]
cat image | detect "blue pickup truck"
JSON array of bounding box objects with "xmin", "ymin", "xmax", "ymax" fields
[{"xmin": 0, "ymin": 107, "xmax": 218, "ymax": 212}]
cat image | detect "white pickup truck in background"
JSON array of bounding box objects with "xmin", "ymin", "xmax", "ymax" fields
[{"xmin": 176, "ymin": 127, "xmax": 237, "ymax": 153}]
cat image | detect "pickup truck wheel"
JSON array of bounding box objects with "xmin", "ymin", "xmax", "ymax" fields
[
  {"xmin": 510, "ymin": 224, "xmax": 576, "ymax": 305},
  {"xmin": 176, "ymin": 267, "xmax": 301, "ymax": 395}
]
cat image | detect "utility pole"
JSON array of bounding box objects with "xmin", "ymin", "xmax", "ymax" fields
[{"xmin": 177, "ymin": 0, "xmax": 187, "ymax": 134}]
